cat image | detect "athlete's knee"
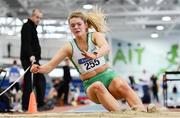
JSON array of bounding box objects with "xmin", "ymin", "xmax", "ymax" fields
[
  {"xmin": 116, "ymin": 80, "xmax": 131, "ymax": 94},
  {"xmin": 92, "ymin": 81, "xmax": 104, "ymax": 89},
  {"xmin": 91, "ymin": 81, "xmax": 106, "ymax": 93}
]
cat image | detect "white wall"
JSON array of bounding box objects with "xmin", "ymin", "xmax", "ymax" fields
[{"xmin": 0, "ymin": 35, "xmax": 67, "ymax": 65}]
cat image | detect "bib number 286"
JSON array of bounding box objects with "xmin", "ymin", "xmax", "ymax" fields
[{"xmin": 84, "ymin": 59, "xmax": 100, "ymax": 70}]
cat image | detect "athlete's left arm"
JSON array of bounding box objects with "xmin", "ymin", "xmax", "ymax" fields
[
  {"xmin": 92, "ymin": 32, "xmax": 110, "ymax": 58},
  {"xmin": 82, "ymin": 32, "xmax": 110, "ymax": 59}
]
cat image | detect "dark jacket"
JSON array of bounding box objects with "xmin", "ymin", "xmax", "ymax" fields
[{"xmin": 20, "ymin": 19, "xmax": 41, "ymax": 61}]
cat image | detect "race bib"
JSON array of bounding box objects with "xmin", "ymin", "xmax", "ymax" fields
[{"xmin": 78, "ymin": 57, "xmax": 105, "ymax": 72}]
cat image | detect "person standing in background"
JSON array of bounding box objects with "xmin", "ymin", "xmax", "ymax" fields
[
  {"xmin": 9, "ymin": 60, "xmax": 21, "ymax": 103},
  {"xmin": 9, "ymin": 60, "xmax": 22, "ymax": 109},
  {"xmin": 172, "ymin": 85, "xmax": 178, "ymax": 107},
  {"xmin": 140, "ymin": 69, "xmax": 151, "ymax": 104},
  {"xmin": 150, "ymin": 74, "xmax": 159, "ymax": 103},
  {"xmin": 7, "ymin": 43, "xmax": 12, "ymax": 58},
  {"xmin": 57, "ymin": 58, "xmax": 72, "ymax": 105},
  {"xmin": 128, "ymin": 75, "xmax": 135, "ymax": 90},
  {"xmin": 20, "ymin": 9, "xmax": 46, "ymax": 111},
  {"xmin": 9, "ymin": 60, "xmax": 20, "ymax": 92}
]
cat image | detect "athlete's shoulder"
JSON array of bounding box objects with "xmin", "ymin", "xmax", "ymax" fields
[
  {"xmin": 92, "ymin": 32, "xmax": 106, "ymax": 43},
  {"xmin": 62, "ymin": 41, "xmax": 71, "ymax": 49},
  {"xmin": 64, "ymin": 41, "xmax": 73, "ymax": 57},
  {"xmin": 93, "ymin": 32, "xmax": 105, "ymax": 35},
  {"xmin": 92, "ymin": 32, "xmax": 105, "ymax": 38}
]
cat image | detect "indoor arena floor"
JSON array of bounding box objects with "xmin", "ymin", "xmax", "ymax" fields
[{"xmin": 0, "ymin": 104, "xmax": 180, "ymax": 118}]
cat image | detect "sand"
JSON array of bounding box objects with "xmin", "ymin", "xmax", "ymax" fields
[{"xmin": 0, "ymin": 110, "xmax": 180, "ymax": 118}]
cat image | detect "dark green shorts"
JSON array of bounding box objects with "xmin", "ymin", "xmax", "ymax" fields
[{"xmin": 83, "ymin": 68, "xmax": 117, "ymax": 92}]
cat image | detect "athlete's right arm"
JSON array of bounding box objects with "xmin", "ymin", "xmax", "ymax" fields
[{"xmin": 31, "ymin": 42, "xmax": 72, "ymax": 74}]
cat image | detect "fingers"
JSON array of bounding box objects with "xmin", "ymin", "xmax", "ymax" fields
[
  {"xmin": 81, "ymin": 50, "xmax": 96, "ymax": 59},
  {"xmin": 81, "ymin": 50, "xmax": 87, "ymax": 56},
  {"xmin": 81, "ymin": 51, "xmax": 89, "ymax": 58},
  {"xmin": 81, "ymin": 53, "xmax": 85, "ymax": 56},
  {"xmin": 30, "ymin": 64, "xmax": 40, "ymax": 74}
]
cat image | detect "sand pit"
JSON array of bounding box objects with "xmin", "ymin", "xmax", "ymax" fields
[{"xmin": 0, "ymin": 110, "xmax": 180, "ymax": 118}]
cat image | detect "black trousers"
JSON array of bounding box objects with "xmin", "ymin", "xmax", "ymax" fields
[
  {"xmin": 21, "ymin": 60, "xmax": 46, "ymax": 110},
  {"xmin": 57, "ymin": 82, "xmax": 69, "ymax": 105}
]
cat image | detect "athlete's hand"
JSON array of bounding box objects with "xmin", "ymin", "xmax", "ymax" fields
[
  {"xmin": 81, "ymin": 50, "xmax": 97, "ymax": 59},
  {"xmin": 30, "ymin": 64, "xmax": 40, "ymax": 74}
]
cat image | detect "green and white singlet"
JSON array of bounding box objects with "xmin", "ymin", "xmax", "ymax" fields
[{"xmin": 70, "ymin": 32, "xmax": 106, "ymax": 74}]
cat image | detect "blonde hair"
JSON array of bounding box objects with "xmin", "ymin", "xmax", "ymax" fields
[{"xmin": 68, "ymin": 7, "xmax": 108, "ymax": 33}]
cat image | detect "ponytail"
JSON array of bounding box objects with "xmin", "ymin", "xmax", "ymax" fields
[{"xmin": 86, "ymin": 7, "xmax": 108, "ymax": 33}]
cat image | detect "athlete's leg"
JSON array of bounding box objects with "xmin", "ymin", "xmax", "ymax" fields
[
  {"xmin": 86, "ymin": 81, "xmax": 120, "ymax": 111},
  {"xmin": 108, "ymin": 77, "xmax": 145, "ymax": 111}
]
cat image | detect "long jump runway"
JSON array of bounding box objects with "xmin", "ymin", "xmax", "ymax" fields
[{"xmin": 0, "ymin": 104, "xmax": 180, "ymax": 118}]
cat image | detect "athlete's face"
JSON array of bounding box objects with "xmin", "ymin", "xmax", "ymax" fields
[{"xmin": 69, "ymin": 17, "xmax": 88, "ymax": 37}]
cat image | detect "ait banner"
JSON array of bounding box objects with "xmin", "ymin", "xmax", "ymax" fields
[{"xmin": 111, "ymin": 38, "xmax": 180, "ymax": 80}]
